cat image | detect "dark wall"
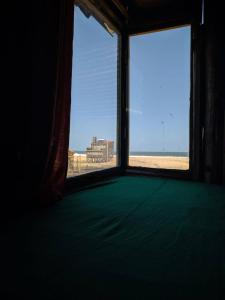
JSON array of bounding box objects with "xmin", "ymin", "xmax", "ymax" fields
[
  {"xmin": 16, "ymin": 0, "xmax": 61, "ymax": 210},
  {"xmin": 204, "ymin": 1, "xmax": 225, "ymax": 184},
  {"xmin": 30, "ymin": 0, "xmax": 59, "ymax": 195}
]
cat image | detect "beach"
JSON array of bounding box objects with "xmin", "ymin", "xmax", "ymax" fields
[
  {"xmin": 67, "ymin": 154, "xmax": 189, "ymax": 177},
  {"xmin": 129, "ymin": 155, "xmax": 189, "ymax": 170}
]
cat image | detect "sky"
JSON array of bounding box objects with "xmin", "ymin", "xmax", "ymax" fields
[{"xmin": 69, "ymin": 7, "xmax": 190, "ymax": 153}]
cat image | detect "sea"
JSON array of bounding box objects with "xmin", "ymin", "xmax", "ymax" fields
[{"xmin": 75, "ymin": 150, "xmax": 189, "ymax": 157}]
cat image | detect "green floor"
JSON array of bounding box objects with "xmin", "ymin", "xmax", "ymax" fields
[{"xmin": 3, "ymin": 176, "xmax": 225, "ymax": 299}]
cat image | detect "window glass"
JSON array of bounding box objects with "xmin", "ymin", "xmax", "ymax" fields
[
  {"xmin": 129, "ymin": 26, "xmax": 190, "ymax": 170},
  {"xmin": 67, "ymin": 7, "xmax": 119, "ymax": 177}
]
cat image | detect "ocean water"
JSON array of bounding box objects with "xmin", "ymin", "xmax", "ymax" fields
[
  {"xmin": 130, "ymin": 151, "xmax": 189, "ymax": 157},
  {"xmin": 75, "ymin": 150, "xmax": 188, "ymax": 157}
]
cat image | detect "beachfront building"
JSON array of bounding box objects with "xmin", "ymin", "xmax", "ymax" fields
[
  {"xmin": 86, "ymin": 137, "xmax": 114, "ymax": 163},
  {"xmin": 67, "ymin": 149, "xmax": 75, "ymax": 176}
]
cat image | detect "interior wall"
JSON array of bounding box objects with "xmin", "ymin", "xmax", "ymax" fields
[
  {"xmin": 18, "ymin": 0, "xmax": 61, "ymax": 206},
  {"xmin": 3, "ymin": 2, "xmax": 30, "ymax": 220},
  {"xmin": 204, "ymin": 0, "xmax": 225, "ymax": 184}
]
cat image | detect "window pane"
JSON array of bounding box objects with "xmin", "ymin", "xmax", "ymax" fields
[
  {"xmin": 67, "ymin": 7, "xmax": 119, "ymax": 177},
  {"xmin": 129, "ymin": 26, "xmax": 190, "ymax": 170}
]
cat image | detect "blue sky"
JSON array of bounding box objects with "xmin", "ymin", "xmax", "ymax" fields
[{"xmin": 69, "ymin": 7, "xmax": 190, "ymax": 153}]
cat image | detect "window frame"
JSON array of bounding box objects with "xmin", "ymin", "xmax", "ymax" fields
[
  {"xmin": 125, "ymin": 22, "xmax": 203, "ymax": 180},
  {"xmin": 66, "ymin": 2, "xmax": 125, "ymax": 190},
  {"xmin": 66, "ymin": 2, "xmax": 203, "ymax": 192}
]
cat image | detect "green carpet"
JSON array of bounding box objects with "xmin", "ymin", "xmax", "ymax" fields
[{"xmin": 2, "ymin": 176, "xmax": 225, "ymax": 299}]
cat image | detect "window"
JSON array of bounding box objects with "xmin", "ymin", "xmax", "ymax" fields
[
  {"xmin": 67, "ymin": 6, "xmax": 119, "ymax": 177},
  {"xmin": 129, "ymin": 26, "xmax": 190, "ymax": 170}
]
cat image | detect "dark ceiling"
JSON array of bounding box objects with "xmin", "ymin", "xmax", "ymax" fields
[
  {"xmin": 115, "ymin": 0, "xmax": 201, "ymax": 34},
  {"xmin": 126, "ymin": 0, "xmax": 180, "ymax": 9},
  {"xmin": 119, "ymin": 0, "xmax": 197, "ymax": 12}
]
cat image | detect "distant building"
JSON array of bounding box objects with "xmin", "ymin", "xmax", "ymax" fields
[
  {"xmin": 67, "ymin": 149, "xmax": 75, "ymax": 175},
  {"xmin": 86, "ymin": 136, "xmax": 114, "ymax": 163}
]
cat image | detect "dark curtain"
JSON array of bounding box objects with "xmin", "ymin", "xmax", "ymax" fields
[
  {"xmin": 39, "ymin": 0, "xmax": 74, "ymax": 204},
  {"xmin": 31, "ymin": 0, "xmax": 74, "ymax": 206}
]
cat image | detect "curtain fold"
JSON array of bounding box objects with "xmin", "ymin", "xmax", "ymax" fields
[{"xmin": 37, "ymin": 0, "xmax": 74, "ymax": 205}]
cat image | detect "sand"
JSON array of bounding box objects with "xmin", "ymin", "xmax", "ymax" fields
[
  {"xmin": 67, "ymin": 155, "xmax": 189, "ymax": 177},
  {"xmin": 129, "ymin": 155, "xmax": 189, "ymax": 170}
]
